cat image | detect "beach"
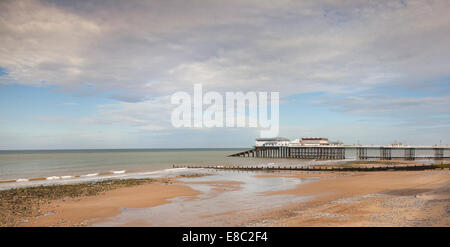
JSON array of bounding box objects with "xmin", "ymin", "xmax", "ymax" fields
[
  {"xmin": 255, "ymin": 169, "xmax": 450, "ymax": 226},
  {"xmin": 2, "ymin": 167, "xmax": 448, "ymax": 227}
]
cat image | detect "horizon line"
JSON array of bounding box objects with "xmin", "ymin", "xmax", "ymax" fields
[{"xmin": 0, "ymin": 147, "xmax": 250, "ymax": 152}]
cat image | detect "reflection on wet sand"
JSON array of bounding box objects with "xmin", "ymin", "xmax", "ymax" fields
[{"xmin": 92, "ymin": 171, "xmax": 315, "ymax": 226}]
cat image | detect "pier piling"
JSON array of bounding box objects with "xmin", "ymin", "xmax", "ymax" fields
[{"xmin": 229, "ymin": 146, "xmax": 448, "ymax": 160}]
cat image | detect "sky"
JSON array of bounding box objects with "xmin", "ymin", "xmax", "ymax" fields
[{"xmin": 0, "ymin": 0, "xmax": 450, "ymax": 149}]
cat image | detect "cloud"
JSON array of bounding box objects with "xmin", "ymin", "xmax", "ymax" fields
[
  {"xmin": 78, "ymin": 96, "xmax": 173, "ymax": 131},
  {"xmin": 1, "ymin": 0, "xmax": 449, "ymax": 143},
  {"xmin": 309, "ymin": 90, "xmax": 450, "ymax": 128},
  {"xmin": 320, "ymin": 95, "xmax": 450, "ymax": 115},
  {"xmin": 1, "ymin": 0, "xmax": 449, "ymax": 99}
]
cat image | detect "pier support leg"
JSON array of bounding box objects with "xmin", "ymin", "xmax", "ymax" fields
[
  {"xmin": 405, "ymin": 148, "xmax": 415, "ymax": 160},
  {"xmin": 357, "ymin": 148, "xmax": 367, "ymax": 160},
  {"xmin": 434, "ymin": 148, "xmax": 444, "ymax": 160},
  {"xmin": 380, "ymin": 147, "xmax": 392, "ymax": 160}
]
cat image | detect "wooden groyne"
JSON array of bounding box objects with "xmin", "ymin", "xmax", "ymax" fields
[{"xmin": 173, "ymin": 164, "xmax": 440, "ymax": 172}]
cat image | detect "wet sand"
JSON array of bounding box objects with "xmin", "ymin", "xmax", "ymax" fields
[
  {"xmin": 92, "ymin": 172, "xmax": 311, "ymax": 226},
  {"xmin": 21, "ymin": 181, "xmax": 199, "ymax": 226},
  {"xmin": 9, "ymin": 169, "xmax": 450, "ymax": 227},
  {"xmin": 254, "ymin": 170, "xmax": 450, "ymax": 226}
]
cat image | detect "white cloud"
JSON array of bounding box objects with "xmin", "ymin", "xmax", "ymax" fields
[
  {"xmin": 320, "ymin": 96, "xmax": 450, "ymax": 116},
  {"xmin": 1, "ymin": 0, "xmax": 449, "ymax": 143},
  {"xmin": 1, "ymin": 0, "xmax": 449, "ymax": 99},
  {"xmin": 0, "ymin": 0, "xmax": 102, "ymax": 88},
  {"xmin": 78, "ymin": 96, "xmax": 173, "ymax": 130}
]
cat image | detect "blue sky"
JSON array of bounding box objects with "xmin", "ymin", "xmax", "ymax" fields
[{"xmin": 0, "ymin": 0, "xmax": 450, "ymax": 149}]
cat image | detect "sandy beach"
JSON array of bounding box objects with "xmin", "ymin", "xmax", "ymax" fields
[
  {"xmin": 1, "ymin": 167, "xmax": 447, "ymax": 227},
  {"xmin": 255, "ymin": 170, "xmax": 450, "ymax": 226},
  {"xmin": 23, "ymin": 181, "xmax": 200, "ymax": 226}
]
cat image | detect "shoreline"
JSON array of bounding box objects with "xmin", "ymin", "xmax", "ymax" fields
[{"xmin": 1, "ymin": 169, "xmax": 449, "ymax": 227}]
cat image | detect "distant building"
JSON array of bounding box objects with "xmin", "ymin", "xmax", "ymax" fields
[
  {"xmin": 255, "ymin": 137, "xmax": 290, "ymax": 147},
  {"xmin": 256, "ymin": 137, "xmax": 340, "ymax": 147},
  {"xmin": 289, "ymin": 138, "xmax": 302, "ymax": 146},
  {"xmin": 299, "ymin": 137, "xmax": 329, "ymax": 146}
]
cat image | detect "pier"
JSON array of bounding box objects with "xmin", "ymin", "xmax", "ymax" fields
[{"xmin": 229, "ymin": 146, "xmax": 450, "ymax": 160}]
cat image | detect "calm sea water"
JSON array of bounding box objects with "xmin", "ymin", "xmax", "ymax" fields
[{"xmin": 0, "ymin": 149, "xmax": 254, "ymax": 180}]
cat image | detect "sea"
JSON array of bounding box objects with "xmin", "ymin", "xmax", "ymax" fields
[
  {"xmin": 0, "ymin": 148, "xmax": 439, "ymax": 189},
  {"xmin": 0, "ymin": 148, "xmax": 333, "ymax": 189}
]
